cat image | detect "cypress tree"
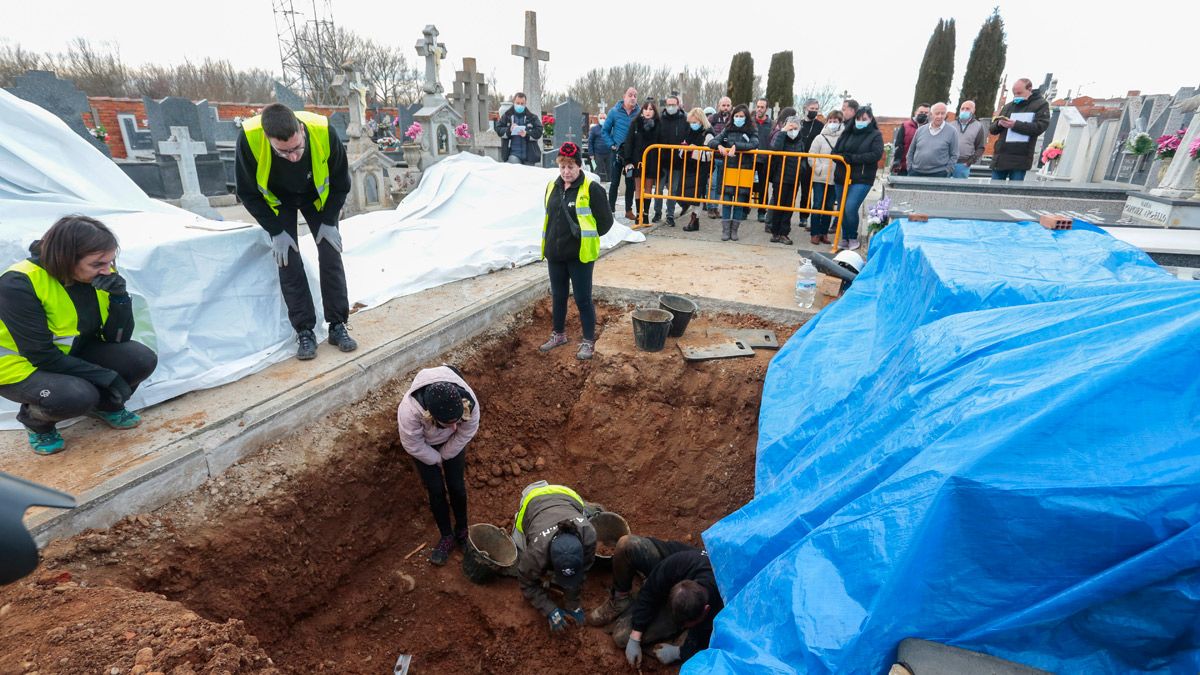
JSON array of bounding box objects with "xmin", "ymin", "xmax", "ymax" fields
[
  {"xmin": 912, "ymin": 18, "xmax": 956, "ymax": 112},
  {"xmin": 959, "ymin": 9, "xmax": 1007, "ymax": 118},
  {"xmin": 726, "ymin": 51, "xmax": 754, "ymax": 107},
  {"xmin": 765, "ymin": 51, "xmax": 795, "ymax": 110}
]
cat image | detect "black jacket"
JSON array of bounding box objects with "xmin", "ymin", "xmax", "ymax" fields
[
  {"xmin": 707, "ymin": 123, "xmax": 760, "ymax": 172},
  {"xmin": 0, "ymin": 243, "xmax": 134, "ymax": 388},
  {"xmin": 497, "ymin": 108, "xmax": 545, "ymax": 164},
  {"xmin": 770, "ymin": 130, "xmax": 807, "ymax": 184},
  {"xmin": 658, "ymin": 110, "xmax": 690, "ymax": 174},
  {"xmin": 622, "ymin": 116, "xmax": 661, "ymax": 178},
  {"xmin": 753, "ymin": 115, "xmax": 773, "ymax": 166},
  {"xmin": 234, "ymin": 121, "xmax": 351, "ymax": 236},
  {"xmin": 989, "ymin": 92, "xmax": 1052, "ymax": 171},
  {"xmin": 708, "ymin": 111, "xmax": 732, "ymax": 136},
  {"xmin": 832, "ymin": 120, "xmax": 884, "ymax": 185},
  {"xmin": 631, "ymin": 546, "xmax": 724, "ymax": 662},
  {"xmin": 542, "ymin": 177, "xmax": 614, "ymax": 262},
  {"xmin": 798, "ymin": 117, "xmax": 824, "ymax": 153}
]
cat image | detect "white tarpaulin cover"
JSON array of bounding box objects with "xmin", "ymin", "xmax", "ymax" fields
[{"xmin": 0, "ymin": 89, "xmax": 643, "ymax": 428}]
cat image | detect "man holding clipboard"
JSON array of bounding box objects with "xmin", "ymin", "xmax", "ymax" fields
[{"xmin": 989, "ymin": 78, "xmax": 1051, "ymax": 181}]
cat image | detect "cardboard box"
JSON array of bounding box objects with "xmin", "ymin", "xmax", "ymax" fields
[{"xmin": 1038, "ymin": 213, "xmax": 1073, "ymax": 230}]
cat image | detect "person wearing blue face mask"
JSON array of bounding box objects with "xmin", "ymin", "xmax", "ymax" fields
[
  {"xmin": 706, "ymin": 104, "xmax": 759, "ymax": 242},
  {"xmin": 989, "ymin": 78, "xmax": 1051, "ymax": 181},
  {"xmin": 678, "ymin": 108, "xmax": 713, "ymax": 231},
  {"xmin": 830, "ymin": 106, "xmax": 883, "ymax": 251},
  {"xmin": 952, "ymin": 100, "xmax": 987, "ymax": 178},
  {"xmin": 497, "ymin": 92, "xmax": 545, "ymax": 166}
]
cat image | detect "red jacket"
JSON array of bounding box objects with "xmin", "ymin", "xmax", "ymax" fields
[{"xmin": 893, "ymin": 119, "xmax": 920, "ymax": 173}]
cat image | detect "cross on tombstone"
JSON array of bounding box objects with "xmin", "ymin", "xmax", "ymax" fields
[
  {"xmin": 840, "ymin": 90, "xmax": 852, "ymax": 101},
  {"xmin": 158, "ymin": 126, "xmax": 219, "ymax": 219},
  {"xmin": 450, "ymin": 57, "xmax": 490, "ymax": 136},
  {"xmin": 415, "ymin": 25, "xmax": 447, "ymax": 96},
  {"xmin": 553, "ymin": 98, "xmax": 584, "ymax": 149},
  {"xmin": 511, "ymin": 10, "xmax": 550, "ymax": 116},
  {"xmin": 331, "ymin": 62, "xmax": 369, "ymax": 139}
]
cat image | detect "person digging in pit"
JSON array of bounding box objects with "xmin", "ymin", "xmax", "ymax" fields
[
  {"xmin": 510, "ymin": 481, "xmax": 597, "ymax": 633},
  {"xmin": 589, "ymin": 535, "xmax": 724, "ymax": 667}
]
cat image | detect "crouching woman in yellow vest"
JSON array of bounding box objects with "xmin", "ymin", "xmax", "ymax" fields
[
  {"xmin": 537, "ymin": 142, "xmax": 614, "ymax": 361},
  {"xmin": 0, "ymin": 216, "xmax": 157, "ymax": 455}
]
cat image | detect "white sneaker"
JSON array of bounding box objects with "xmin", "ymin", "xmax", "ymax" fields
[{"xmin": 847, "ymin": 239, "xmax": 860, "ymax": 251}]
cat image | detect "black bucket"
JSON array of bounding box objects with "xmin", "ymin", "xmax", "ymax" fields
[
  {"xmin": 631, "ymin": 309, "xmax": 673, "ymax": 352},
  {"xmin": 461, "ymin": 523, "xmax": 517, "ymax": 585},
  {"xmin": 658, "ymin": 294, "xmax": 699, "ymax": 337},
  {"xmin": 590, "ymin": 511, "xmax": 630, "ymax": 571}
]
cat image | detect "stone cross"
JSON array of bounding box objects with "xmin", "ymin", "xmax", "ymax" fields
[
  {"xmin": 511, "ymin": 10, "xmax": 550, "ymax": 115},
  {"xmin": 158, "ymin": 126, "xmax": 219, "ymax": 218},
  {"xmin": 331, "ymin": 62, "xmax": 369, "ymax": 139},
  {"xmin": 450, "ymin": 57, "xmax": 490, "ymax": 135},
  {"xmin": 415, "ymin": 25, "xmax": 447, "ymax": 95}
]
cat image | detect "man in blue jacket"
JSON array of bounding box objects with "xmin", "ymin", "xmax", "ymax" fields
[
  {"xmin": 601, "ymin": 87, "xmax": 640, "ymax": 219},
  {"xmin": 587, "ymin": 112, "xmax": 610, "ymax": 181}
]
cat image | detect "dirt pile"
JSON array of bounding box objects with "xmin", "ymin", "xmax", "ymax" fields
[{"xmin": 0, "ymin": 300, "xmax": 796, "ymax": 674}]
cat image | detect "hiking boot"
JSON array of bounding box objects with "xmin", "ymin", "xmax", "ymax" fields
[
  {"xmin": 88, "ymin": 407, "xmax": 141, "ymax": 430},
  {"xmin": 683, "ymin": 213, "xmax": 699, "ymax": 231},
  {"xmin": 778, "ymin": 235, "xmax": 794, "ymax": 246},
  {"xmin": 539, "ymin": 331, "xmax": 568, "ymax": 352},
  {"xmin": 27, "ymin": 428, "xmax": 65, "ymax": 456},
  {"xmin": 430, "ymin": 535, "xmax": 455, "ymax": 566},
  {"xmin": 720, "ymin": 220, "xmax": 731, "ymax": 241},
  {"xmin": 297, "ymin": 329, "xmax": 317, "ymax": 360},
  {"xmin": 328, "ymin": 322, "xmax": 357, "ymax": 352},
  {"xmin": 730, "ymin": 221, "xmax": 741, "ymax": 241},
  {"xmin": 588, "ymin": 591, "xmax": 632, "ymax": 626},
  {"xmin": 455, "ymin": 526, "xmax": 469, "ymax": 549},
  {"xmin": 624, "ymin": 209, "xmax": 636, "ymax": 221},
  {"xmin": 577, "ymin": 339, "xmax": 595, "ymax": 361}
]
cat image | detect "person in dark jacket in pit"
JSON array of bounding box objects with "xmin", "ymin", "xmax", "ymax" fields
[
  {"xmin": 831, "ymin": 106, "xmax": 884, "ymax": 251},
  {"xmin": 537, "ymin": 142, "xmax": 614, "ymax": 361}
]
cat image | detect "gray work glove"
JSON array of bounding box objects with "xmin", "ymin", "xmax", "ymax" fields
[
  {"xmin": 270, "ymin": 232, "xmax": 299, "ymax": 267},
  {"xmin": 625, "ymin": 637, "xmax": 642, "ymax": 667},
  {"xmin": 653, "ymin": 643, "xmax": 681, "ymax": 664},
  {"xmin": 90, "ymin": 271, "xmax": 127, "ymax": 296},
  {"xmin": 314, "ymin": 224, "xmax": 343, "ymax": 252}
]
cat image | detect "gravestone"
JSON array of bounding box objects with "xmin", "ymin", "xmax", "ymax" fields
[
  {"xmin": 141, "ymin": 96, "xmax": 225, "ymax": 198},
  {"xmin": 511, "ymin": 10, "xmax": 550, "ymax": 115},
  {"xmin": 450, "ymin": 57, "xmax": 490, "ymax": 138},
  {"xmin": 331, "ymin": 61, "xmax": 396, "ymax": 216},
  {"xmin": 117, "ymin": 114, "xmax": 155, "ymax": 160},
  {"xmin": 553, "ymin": 98, "xmax": 584, "ymax": 148},
  {"xmin": 159, "ymin": 126, "xmax": 220, "ymax": 218},
  {"xmin": 328, "ymin": 112, "xmax": 349, "ymax": 142},
  {"xmin": 415, "ymin": 25, "xmax": 447, "ymax": 96},
  {"xmin": 274, "ymin": 81, "xmax": 305, "ymax": 110},
  {"xmin": 412, "ymin": 24, "xmax": 465, "ymax": 168},
  {"xmin": 6, "ymin": 70, "xmax": 111, "ymax": 156},
  {"xmin": 1123, "ymin": 96, "xmax": 1200, "ymax": 227},
  {"xmin": 330, "ymin": 61, "xmax": 371, "ymax": 154}
]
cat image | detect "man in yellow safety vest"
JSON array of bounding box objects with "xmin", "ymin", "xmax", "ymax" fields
[{"xmin": 235, "ymin": 103, "xmax": 355, "ymax": 360}]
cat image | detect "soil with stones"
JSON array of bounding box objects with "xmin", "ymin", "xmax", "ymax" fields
[{"xmin": 0, "ymin": 300, "xmax": 797, "ymax": 674}]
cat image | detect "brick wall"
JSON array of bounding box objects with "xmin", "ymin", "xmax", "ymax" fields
[{"xmin": 87, "ymin": 97, "xmax": 400, "ymax": 159}]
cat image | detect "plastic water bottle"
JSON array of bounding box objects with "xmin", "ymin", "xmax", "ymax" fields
[{"xmin": 795, "ymin": 258, "xmax": 817, "ymax": 309}]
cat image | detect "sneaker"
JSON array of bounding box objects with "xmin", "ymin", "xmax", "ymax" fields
[
  {"xmin": 454, "ymin": 527, "xmax": 469, "ymax": 549},
  {"xmin": 756, "ymin": 211, "xmax": 767, "ymax": 223},
  {"xmin": 770, "ymin": 235, "xmax": 780, "ymax": 243},
  {"xmin": 651, "ymin": 213, "xmax": 662, "ymax": 223},
  {"xmin": 538, "ymin": 331, "xmax": 569, "ymax": 352},
  {"xmin": 27, "ymin": 428, "xmax": 65, "ymax": 456},
  {"xmin": 587, "ymin": 591, "xmax": 632, "ymax": 626},
  {"xmin": 838, "ymin": 239, "xmax": 850, "ymax": 250},
  {"xmin": 779, "ymin": 235, "xmax": 794, "ymax": 246},
  {"xmin": 88, "ymin": 408, "xmax": 141, "ymax": 430},
  {"xmin": 297, "ymin": 329, "xmax": 317, "ymax": 360},
  {"xmin": 577, "ymin": 339, "xmax": 595, "ymax": 361},
  {"xmin": 328, "ymin": 322, "xmax": 358, "ymax": 352},
  {"xmin": 666, "ymin": 216, "xmax": 675, "ymax": 227},
  {"xmin": 429, "ymin": 535, "xmax": 455, "ymax": 566},
  {"xmin": 847, "ymin": 238, "xmax": 860, "ymax": 251}
]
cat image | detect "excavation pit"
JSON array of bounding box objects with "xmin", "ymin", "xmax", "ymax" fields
[{"xmin": 0, "ymin": 299, "xmax": 797, "ymax": 674}]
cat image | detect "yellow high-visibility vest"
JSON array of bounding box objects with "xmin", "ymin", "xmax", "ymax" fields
[
  {"xmin": 515, "ymin": 484, "xmax": 585, "ymax": 534},
  {"xmin": 242, "ymin": 110, "xmax": 332, "ymax": 215},
  {"xmin": 542, "ymin": 176, "xmax": 599, "ymax": 263}
]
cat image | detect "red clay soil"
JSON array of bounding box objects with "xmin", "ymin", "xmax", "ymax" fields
[{"xmin": 0, "ymin": 300, "xmax": 797, "ymax": 674}]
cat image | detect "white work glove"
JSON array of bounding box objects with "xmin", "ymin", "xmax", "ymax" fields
[
  {"xmin": 654, "ymin": 643, "xmax": 681, "ymax": 664},
  {"xmin": 270, "ymin": 232, "xmax": 299, "ymax": 267},
  {"xmin": 314, "ymin": 224, "xmax": 343, "ymax": 252}
]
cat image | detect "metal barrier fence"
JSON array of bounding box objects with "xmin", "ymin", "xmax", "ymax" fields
[{"xmin": 631, "ymin": 143, "xmax": 854, "ymax": 249}]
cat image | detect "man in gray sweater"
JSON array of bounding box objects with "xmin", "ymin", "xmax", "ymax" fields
[{"xmin": 906, "ymin": 102, "xmax": 959, "ymax": 178}]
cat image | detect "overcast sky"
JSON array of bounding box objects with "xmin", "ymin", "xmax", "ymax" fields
[{"xmin": 5, "ymin": 0, "xmax": 1198, "ymax": 116}]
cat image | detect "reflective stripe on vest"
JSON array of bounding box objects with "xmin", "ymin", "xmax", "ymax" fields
[
  {"xmin": 515, "ymin": 485, "xmax": 585, "ymax": 534},
  {"xmin": 242, "ymin": 111, "xmax": 332, "ymax": 216},
  {"xmin": 0, "ymin": 260, "xmax": 110, "ymax": 385},
  {"xmin": 541, "ymin": 176, "xmax": 600, "ymax": 263}
]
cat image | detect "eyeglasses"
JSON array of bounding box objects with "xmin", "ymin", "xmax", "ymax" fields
[{"xmin": 271, "ymin": 137, "xmax": 306, "ymax": 159}]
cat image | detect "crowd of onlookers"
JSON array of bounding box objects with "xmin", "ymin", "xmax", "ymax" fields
[{"xmin": 573, "ymin": 78, "xmax": 1049, "ymax": 252}]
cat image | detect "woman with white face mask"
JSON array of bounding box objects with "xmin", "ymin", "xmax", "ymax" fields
[
  {"xmin": 766, "ymin": 112, "xmax": 806, "ymax": 245},
  {"xmin": 806, "ymin": 110, "xmax": 845, "ymax": 245}
]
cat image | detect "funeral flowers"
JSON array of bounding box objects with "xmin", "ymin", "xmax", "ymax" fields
[
  {"xmin": 1189, "ymin": 137, "xmax": 1200, "ymax": 161},
  {"xmin": 542, "ymin": 114, "xmax": 555, "ymax": 137},
  {"xmin": 1040, "ymin": 141, "xmax": 1064, "ymax": 164},
  {"xmin": 403, "ymin": 121, "xmax": 423, "ymax": 143},
  {"xmin": 866, "ymin": 196, "xmax": 891, "ymax": 234},
  {"xmin": 89, "ymin": 124, "xmax": 108, "ymax": 142},
  {"xmin": 1156, "ymin": 129, "xmax": 1186, "ymax": 159},
  {"xmin": 454, "ymin": 123, "xmax": 471, "ymax": 140},
  {"xmin": 1125, "ymin": 132, "xmax": 1154, "ymax": 156},
  {"xmin": 376, "ymin": 136, "xmax": 402, "ymax": 151}
]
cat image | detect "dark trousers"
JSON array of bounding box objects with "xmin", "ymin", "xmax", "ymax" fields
[
  {"xmin": 277, "ymin": 204, "xmax": 350, "ymax": 332},
  {"xmin": 609, "ymin": 155, "xmax": 635, "ymax": 213},
  {"xmin": 547, "ymin": 259, "xmax": 596, "ymax": 341},
  {"xmin": 797, "ymin": 165, "xmax": 814, "ymax": 223},
  {"xmin": 593, "ymin": 153, "xmax": 611, "ymax": 182},
  {"xmin": 810, "ymin": 183, "xmax": 840, "ymax": 237},
  {"xmin": 753, "ymin": 163, "xmax": 769, "ymax": 214},
  {"xmin": 0, "ymin": 341, "xmax": 157, "ymax": 433},
  {"xmin": 413, "ymin": 449, "xmax": 468, "ymax": 538},
  {"xmin": 769, "ymin": 179, "xmax": 798, "ymax": 236},
  {"xmin": 612, "ymin": 535, "xmax": 668, "ymax": 593}
]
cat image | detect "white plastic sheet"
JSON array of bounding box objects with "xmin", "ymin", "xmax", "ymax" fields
[{"xmin": 0, "ymin": 90, "xmax": 643, "ymax": 428}]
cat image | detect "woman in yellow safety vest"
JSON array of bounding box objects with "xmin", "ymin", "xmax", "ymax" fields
[
  {"xmin": 538, "ymin": 142, "xmax": 614, "ymax": 361},
  {"xmin": 0, "ymin": 216, "xmax": 157, "ymax": 455}
]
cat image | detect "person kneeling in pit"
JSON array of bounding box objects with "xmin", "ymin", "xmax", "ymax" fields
[
  {"xmin": 0, "ymin": 216, "xmax": 157, "ymax": 455},
  {"xmin": 511, "ymin": 481, "xmax": 597, "ymax": 634},
  {"xmin": 589, "ymin": 535, "xmax": 724, "ymax": 667}
]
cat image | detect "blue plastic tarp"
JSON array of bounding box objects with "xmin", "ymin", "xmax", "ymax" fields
[{"xmin": 686, "ymin": 219, "xmax": 1200, "ymax": 674}]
